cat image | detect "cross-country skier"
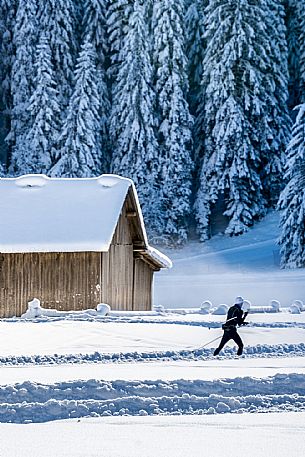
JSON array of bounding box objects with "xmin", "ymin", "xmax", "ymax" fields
[{"xmin": 213, "ymin": 296, "xmax": 249, "ymax": 356}]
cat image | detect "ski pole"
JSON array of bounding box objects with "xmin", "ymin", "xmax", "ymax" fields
[{"xmin": 198, "ymin": 335, "xmax": 222, "ymax": 349}]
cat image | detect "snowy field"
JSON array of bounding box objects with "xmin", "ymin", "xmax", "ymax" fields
[
  {"xmin": 1, "ymin": 211, "xmax": 305, "ymax": 456},
  {"xmin": 155, "ymin": 212, "xmax": 305, "ymax": 307},
  {"xmin": 0, "ymin": 310, "xmax": 305, "ymax": 456}
]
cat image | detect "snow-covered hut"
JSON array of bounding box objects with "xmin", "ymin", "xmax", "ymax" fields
[{"xmin": 0, "ymin": 174, "xmax": 171, "ymax": 318}]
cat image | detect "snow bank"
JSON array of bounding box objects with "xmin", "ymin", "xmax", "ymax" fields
[
  {"xmin": 0, "ymin": 373, "xmax": 305, "ymax": 423},
  {"xmin": 17, "ymin": 298, "xmax": 305, "ymax": 322},
  {"xmin": 1, "ymin": 342, "xmax": 305, "ymax": 368},
  {"xmin": 21, "ymin": 302, "xmax": 113, "ymax": 319}
]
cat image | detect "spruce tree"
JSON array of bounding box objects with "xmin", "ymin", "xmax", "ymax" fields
[
  {"xmin": 185, "ymin": 0, "xmax": 206, "ymax": 115},
  {"xmin": 50, "ymin": 40, "xmax": 101, "ymax": 178},
  {"xmin": 194, "ymin": 0, "xmax": 279, "ymax": 239},
  {"xmin": 9, "ymin": 0, "xmax": 38, "ymax": 175},
  {"xmin": 106, "ymin": 0, "xmax": 133, "ymax": 82},
  {"xmin": 0, "ymin": 162, "xmax": 5, "ymax": 177},
  {"xmin": 0, "ymin": 0, "xmax": 17, "ymax": 163},
  {"xmin": 21, "ymin": 35, "xmax": 59, "ymax": 174},
  {"xmin": 262, "ymin": 0, "xmax": 291, "ymax": 206},
  {"xmin": 299, "ymin": 0, "xmax": 305, "ymax": 100},
  {"xmin": 37, "ymin": 0, "xmax": 78, "ymax": 108},
  {"xmin": 279, "ymin": 0, "xmax": 305, "ymax": 268},
  {"xmin": 110, "ymin": 0, "xmax": 161, "ymax": 233},
  {"xmin": 286, "ymin": 0, "xmax": 302, "ymax": 109},
  {"xmin": 152, "ymin": 0, "xmax": 193, "ymax": 245},
  {"xmin": 278, "ymin": 103, "xmax": 305, "ymax": 267},
  {"xmin": 82, "ymin": 0, "xmax": 110, "ymax": 171}
]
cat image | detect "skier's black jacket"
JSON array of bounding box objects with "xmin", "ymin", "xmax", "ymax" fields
[{"xmin": 222, "ymin": 305, "xmax": 245, "ymax": 330}]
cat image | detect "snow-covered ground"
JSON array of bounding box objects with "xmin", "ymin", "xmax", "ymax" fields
[
  {"xmin": 1, "ymin": 413, "xmax": 304, "ymax": 457},
  {"xmin": 155, "ymin": 212, "xmax": 305, "ymax": 307},
  {"xmin": 0, "ymin": 310, "xmax": 305, "ymax": 456},
  {"xmin": 1, "ymin": 212, "xmax": 305, "ymax": 456}
]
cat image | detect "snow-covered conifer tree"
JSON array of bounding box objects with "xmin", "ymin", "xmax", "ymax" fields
[
  {"xmin": 299, "ymin": 0, "xmax": 305, "ymax": 100},
  {"xmin": 261, "ymin": 0, "xmax": 291, "ymax": 206},
  {"xmin": 152, "ymin": 0, "xmax": 193, "ymax": 245},
  {"xmin": 279, "ymin": 0, "xmax": 305, "ymax": 267},
  {"xmin": 37, "ymin": 0, "xmax": 78, "ymax": 108},
  {"xmin": 278, "ymin": 103, "xmax": 305, "ymax": 267},
  {"xmin": 82, "ymin": 0, "xmax": 111, "ymax": 171},
  {"xmin": 106, "ymin": 0, "xmax": 133, "ymax": 82},
  {"xmin": 194, "ymin": 0, "xmax": 279, "ymax": 240},
  {"xmin": 286, "ymin": 0, "xmax": 302, "ymax": 108},
  {"xmin": 50, "ymin": 40, "xmax": 101, "ymax": 177},
  {"xmin": 9, "ymin": 0, "xmax": 38, "ymax": 175},
  {"xmin": 0, "ymin": 162, "xmax": 5, "ymax": 177},
  {"xmin": 20, "ymin": 35, "xmax": 59, "ymax": 174},
  {"xmin": 0, "ymin": 0, "xmax": 17, "ymax": 149},
  {"xmin": 185, "ymin": 0, "xmax": 205, "ymax": 115},
  {"xmin": 110, "ymin": 0, "xmax": 161, "ymax": 232}
]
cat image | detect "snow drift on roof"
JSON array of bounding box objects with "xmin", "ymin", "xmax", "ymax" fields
[{"xmin": 0, "ymin": 174, "xmax": 142, "ymax": 253}]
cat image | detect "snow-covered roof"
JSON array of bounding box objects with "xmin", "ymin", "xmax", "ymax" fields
[
  {"xmin": 146, "ymin": 246, "xmax": 172, "ymax": 269},
  {"xmin": 0, "ymin": 174, "xmax": 171, "ymax": 268}
]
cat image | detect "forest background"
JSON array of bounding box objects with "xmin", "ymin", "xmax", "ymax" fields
[{"xmin": 0, "ymin": 0, "xmax": 304, "ymax": 267}]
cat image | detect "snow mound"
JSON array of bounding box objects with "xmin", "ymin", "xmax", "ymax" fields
[
  {"xmin": 96, "ymin": 174, "xmax": 130, "ymax": 188},
  {"xmin": 21, "ymin": 303, "xmax": 99, "ymax": 320},
  {"xmin": 292, "ymin": 300, "xmax": 305, "ymax": 312},
  {"xmin": 289, "ymin": 304, "xmax": 301, "ymax": 314},
  {"xmin": 14, "ymin": 174, "xmax": 48, "ymax": 188},
  {"xmin": 96, "ymin": 303, "xmax": 111, "ymax": 316},
  {"xmin": 211, "ymin": 304, "xmax": 228, "ymax": 315},
  {"xmin": 21, "ymin": 298, "xmax": 43, "ymax": 319},
  {"xmin": 153, "ymin": 305, "xmax": 165, "ymax": 313},
  {"xmin": 200, "ymin": 301, "xmax": 212, "ymax": 314},
  {"xmin": 270, "ymin": 300, "xmax": 280, "ymax": 312}
]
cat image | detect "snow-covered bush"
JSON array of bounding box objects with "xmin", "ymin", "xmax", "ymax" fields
[
  {"xmin": 96, "ymin": 303, "xmax": 111, "ymax": 316},
  {"xmin": 270, "ymin": 300, "xmax": 280, "ymax": 312},
  {"xmin": 200, "ymin": 300, "xmax": 212, "ymax": 314},
  {"xmin": 21, "ymin": 298, "xmax": 42, "ymax": 318},
  {"xmin": 211, "ymin": 304, "xmax": 228, "ymax": 315}
]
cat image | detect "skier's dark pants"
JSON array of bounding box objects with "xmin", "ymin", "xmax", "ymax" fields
[{"xmin": 214, "ymin": 328, "xmax": 243, "ymax": 356}]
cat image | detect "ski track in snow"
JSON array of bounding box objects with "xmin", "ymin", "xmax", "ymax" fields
[
  {"xmin": 0, "ymin": 373, "xmax": 305, "ymax": 423},
  {"xmin": 1, "ymin": 342, "xmax": 305, "ymax": 367}
]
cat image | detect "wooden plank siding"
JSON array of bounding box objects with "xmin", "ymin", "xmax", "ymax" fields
[
  {"xmin": 0, "ymin": 252, "xmax": 101, "ymax": 318},
  {"xmin": 101, "ymin": 202, "xmax": 134, "ymax": 310},
  {"xmin": 133, "ymin": 258, "xmax": 153, "ymax": 310}
]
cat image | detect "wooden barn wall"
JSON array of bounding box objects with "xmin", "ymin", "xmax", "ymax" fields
[
  {"xmin": 101, "ymin": 245, "xmax": 134, "ymax": 310},
  {"xmin": 0, "ymin": 252, "xmax": 101, "ymax": 318},
  {"xmin": 133, "ymin": 258, "xmax": 153, "ymax": 311},
  {"xmin": 101, "ymin": 206, "xmax": 134, "ymax": 310}
]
